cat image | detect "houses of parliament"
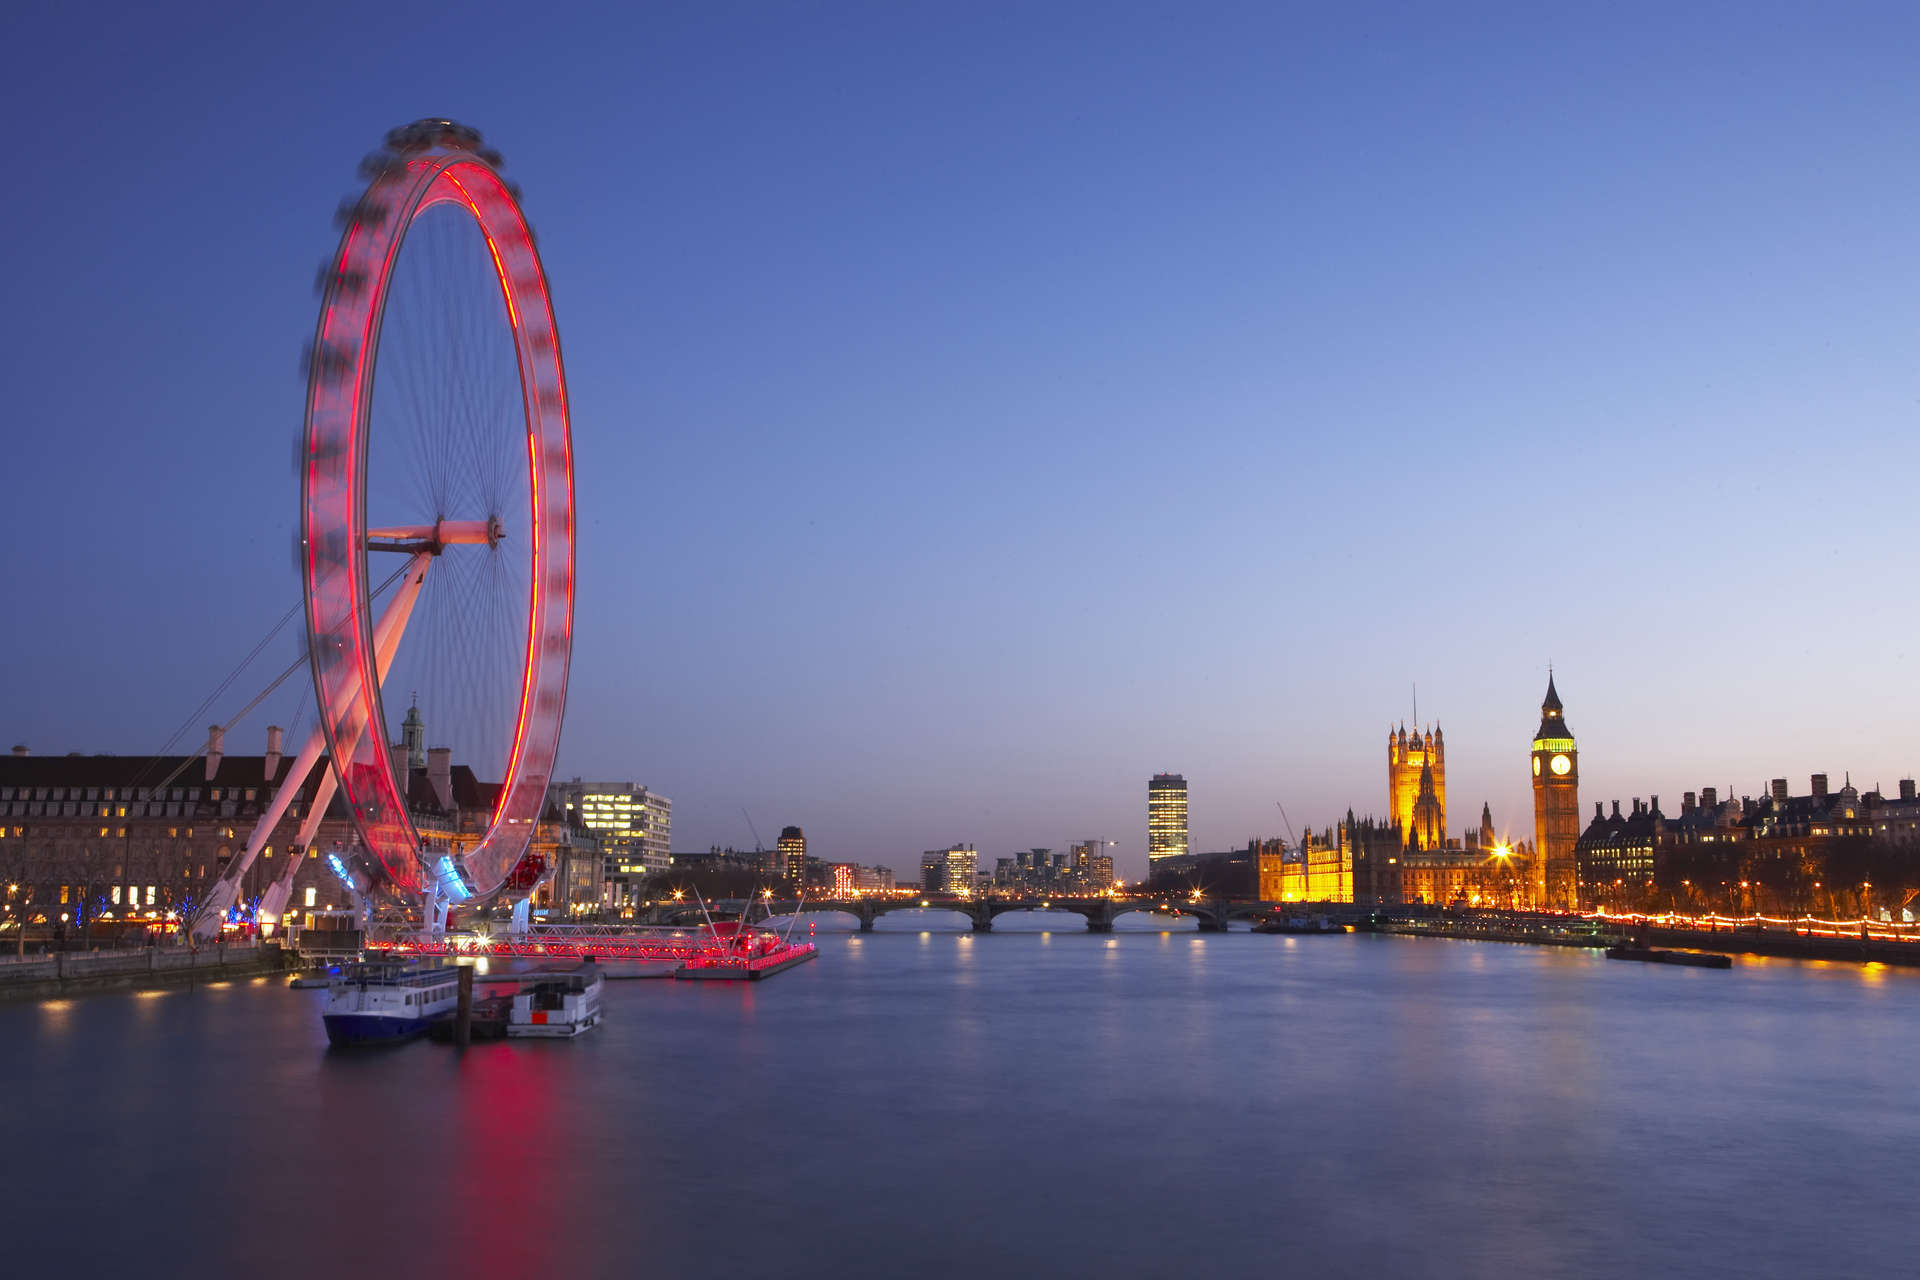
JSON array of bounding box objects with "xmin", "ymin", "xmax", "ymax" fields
[{"xmin": 1257, "ymin": 677, "xmax": 1578, "ymax": 908}]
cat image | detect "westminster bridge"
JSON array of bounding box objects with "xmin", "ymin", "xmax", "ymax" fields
[{"xmin": 643, "ymin": 894, "xmax": 1376, "ymax": 933}]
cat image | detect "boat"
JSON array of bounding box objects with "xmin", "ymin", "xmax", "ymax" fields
[
  {"xmin": 1605, "ymin": 945, "xmax": 1732, "ymax": 969},
  {"xmin": 1254, "ymin": 914, "xmax": 1348, "ymax": 935},
  {"xmin": 320, "ymin": 961, "xmax": 461, "ymax": 1046},
  {"xmin": 507, "ymin": 965, "xmax": 604, "ymax": 1038},
  {"xmin": 289, "ymin": 961, "xmax": 342, "ymax": 989},
  {"xmin": 671, "ymin": 890, "xmax": 819, "ymax": 981},
  {"xmin": 676, "ymin": 922, "xmax": 818, "ymax": 980}
]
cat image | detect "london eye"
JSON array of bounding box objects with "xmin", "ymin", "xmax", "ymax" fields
[{"xmin": 300, "ymin": 119, "xmax": 576, "ymax": 909}]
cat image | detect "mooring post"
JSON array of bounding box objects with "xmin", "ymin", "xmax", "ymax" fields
[{"xmin": 455, "ymin": 963, "xmax": 474, "ymax": 1047}]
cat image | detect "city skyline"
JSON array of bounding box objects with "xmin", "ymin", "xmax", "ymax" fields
[{"xmin": 9, "ymin": 7, "xmax": 1920, "ymax": 878}]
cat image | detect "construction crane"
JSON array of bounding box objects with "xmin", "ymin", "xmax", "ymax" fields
[
  {"xmin": 742, "ymin": 808, "xmax": 765, "ymax": 854},
  {"xmin": 1275, "ymin": 801, "xmax": 1300, "ymax": 854}
]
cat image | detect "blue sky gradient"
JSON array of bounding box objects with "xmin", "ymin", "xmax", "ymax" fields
[{"xmin": 5, "ymin": 3, "xmax": 1920, "ymax": 876}]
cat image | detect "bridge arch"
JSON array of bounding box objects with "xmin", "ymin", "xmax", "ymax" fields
[
  {"xmin": 760, "ymin": 909, "xmax": 861, "ymax": 932},
  {"xmin": 987, "ymin": 908, "xmax": 1091, "ymax": 931},
  {"xmin": 1109, "ymin": 907, "xmax": 1203, "ymax": 930},
  {"xmin": 869, "ymin": 907, "xmax": 975, "ymax": 932}
]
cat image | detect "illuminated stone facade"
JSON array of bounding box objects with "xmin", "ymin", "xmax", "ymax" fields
[
  {"xmin": 1252, "ymin": 831, "xmax": 1352, "ymax": 902},
  {"xmin": 1575, "ymin": 798, "xmax": 1660, "ymax": 910},
  {"xmin": 1388, "ymin": 725, "xmax": 1446, "ymax": 849},
  {"xmin": 1529, "ymin": 675, "xmax": 1580, "ymax": 909},
  {"xmin": 0, "ymin": 749, "xmax": 353, "ymax": 934},
  {"xmin": 0, "ymin": 744, "xmax": 599, "ymax": 934}
]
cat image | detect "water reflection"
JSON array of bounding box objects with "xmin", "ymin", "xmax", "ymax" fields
[{"xmin": 4, "ymin": 935, "xmax": 1917, "ymax": 1278}]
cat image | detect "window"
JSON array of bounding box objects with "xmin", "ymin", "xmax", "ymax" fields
[
  {"xmin": 111, "ymin": 886, "xmax": 121, "ymax": 904},
  {"xmin": 304, "ymin": 887, "xmax": 316, "ymax": 908},
  {"xmin": 145, "ymin": 886, "xmax": 155, "ymax": 906}
]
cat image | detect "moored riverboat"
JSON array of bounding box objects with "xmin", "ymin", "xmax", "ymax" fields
[
  {"xmin": 1254, "ymin": 914, "xmax": 1348, "ymax": 935},
  {"xmin": 507, "ymin": 967, "xmax": 605, "ymax": 1037},
  {"xmin": 1605, "ymin": 945, "xmax": 1732, "ymax": 969},
  {"xmin": 320, "ymin": 962, "xmax": 461, "ymax": 1046}
]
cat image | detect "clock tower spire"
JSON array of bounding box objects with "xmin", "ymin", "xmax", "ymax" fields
[{"xmin": 1529, "ymin": 671, "xmax": 1579, "ymax": 909}]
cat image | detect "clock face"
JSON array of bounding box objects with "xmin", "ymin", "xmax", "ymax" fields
[
  {"xmin": 1532, "ymin": 757, "xmax": 1542, "ymax": 777},
  {"xmin": 1551, "ymin": 753, "xmax": 1572, "ymax": 776}
]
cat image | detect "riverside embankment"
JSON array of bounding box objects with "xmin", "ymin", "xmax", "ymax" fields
[
  {"xmin": 0, "ymin": 941, "xmax": 293, "ymax": 1001},
  {"xmin": 1381, "ymin": 909, "xmax": 1920, "ymax": 966},
  {"xmin": 1628, "ymin": 921, "xmax": 1920, "ymax": 967}
]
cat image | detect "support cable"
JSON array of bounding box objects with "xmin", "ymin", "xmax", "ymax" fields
[{"xmin": 135, "ymin": 561, "xmax": 415, "ymax": 797}]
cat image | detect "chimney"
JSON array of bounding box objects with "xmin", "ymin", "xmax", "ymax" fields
[
  {"xmin": 428, "ymin": 747, "xmax": 453, "ymax": 811},
  {"xmin": 1904, "ymin": 779, "xmax": 1917, "ymax": 803},
  {"xmin": 1810, "ymin": 773, "xmax": 1828, "ymax": 799},
  {"xmin": 9, "ymin": 744, "xmax": 25, "ymax": 757},
  {"xmin": 389, "ymin": 742, "xmax": 409, "ymax": 799},
  {"xmin": 264, "ymin": 725, "xmax": 284, "ymax": 782},
  {"xmin": 1650, "ymin": 795, "xmax": 1660, "ymax": 816},
  {"xmin": 1683, "ymin": 791, "xmax": 1697, "ymax": 813},
  {"xmin": 1611, "ymin": 800, "xmax": 1622, "ymax": 819},
  {"xmin": 205, "ymin": 725, "xmax": 224, "ymax": 782},
  {"xmin": 1770, "ymin": 778, "xmax": 1788, "ymax": 804},
  {"xmin": 1702, "ymin": 787, "xmax": 1718, "ymax": 809}
]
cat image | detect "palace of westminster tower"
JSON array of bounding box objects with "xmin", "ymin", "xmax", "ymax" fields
[{"xmin": 1388, "ymin": 724, "xmax": 1448, "ymax": 850}]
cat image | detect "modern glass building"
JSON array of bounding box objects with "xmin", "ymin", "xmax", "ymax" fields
[
  {"xmin": 554, "ymin": 780, "xmax": 671, "ymax": 905},
  {"xmin": 778, "ymin": 826, "xmax": 807, "ymax": 885},
  {"xmin": 1148, "ymin": 773, "xmax": 1188, "ymax": 866}
]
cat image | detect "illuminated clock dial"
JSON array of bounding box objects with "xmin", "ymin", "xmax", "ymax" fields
[
  {"xmin": 1550, "ymin": 754, "xmax": 1572, "ymax": 776},
  {"xmin": 1532, "ymin": 757, "xmax": 1542, "ymax": 776}
]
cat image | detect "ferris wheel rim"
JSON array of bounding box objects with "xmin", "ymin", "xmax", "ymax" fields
[{"xmin": 299, "ymin": 125, "xmax": 575, "ymax": 903}]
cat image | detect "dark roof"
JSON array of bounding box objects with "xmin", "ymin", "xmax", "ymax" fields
[
  {"xmin": 401, "ymin": 763, "xmax": 491, "ymax": 814},
  {"xmin": 4, "ymin": 752, "xmax": 506, "ymax": 821},
  {"xmin": 1535, "ymin": 673, "xmax": 1573, "ymax": 740},
  {"xmin": 0, "ymin": 751, "xmax": 332, "ymax": 795}
]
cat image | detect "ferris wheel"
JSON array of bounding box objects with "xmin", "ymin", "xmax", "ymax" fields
[
  {"xmin": 303, "ymin": 118, "xmax": 576, "ymax": 907},
  {"xmin": 189, "ymin": 120, "xmax": 575, "ymax": 942}
]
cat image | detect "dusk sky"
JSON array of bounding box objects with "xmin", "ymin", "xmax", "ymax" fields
[{"xmin": 6, "ymin": 3, "xmax": 1920, "ymax": 877}]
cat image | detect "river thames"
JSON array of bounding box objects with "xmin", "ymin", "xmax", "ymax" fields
[{"xmin": 5, "ymin": 922, "xmax": 1915, "ymax": 1279}]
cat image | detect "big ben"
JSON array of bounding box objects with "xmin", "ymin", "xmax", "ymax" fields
[{"xmin": 1529, "ymin": 673, "xmax": 1578, "ymax": 909}]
